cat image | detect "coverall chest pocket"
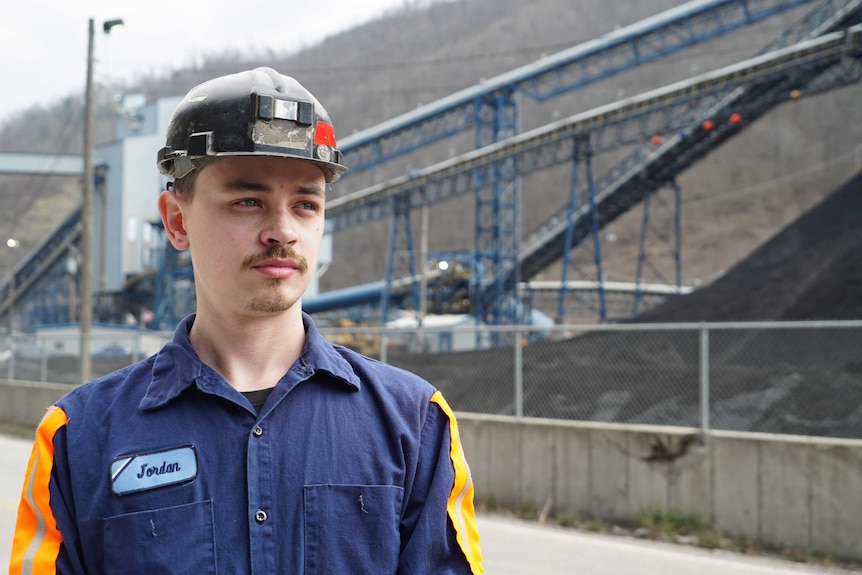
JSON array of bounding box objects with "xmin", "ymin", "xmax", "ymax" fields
[
  {"xmin": 103, "ymin": 500, "xmax": 216, "ymax": 575},
  {"xmin": 304, "ymin": 484, "xmax": 403, "ymax": 575}
]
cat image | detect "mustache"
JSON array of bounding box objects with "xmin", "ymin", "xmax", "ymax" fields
[{"xmin": 242, "ymin": 245, "xmax": 308, "ymax": 274}]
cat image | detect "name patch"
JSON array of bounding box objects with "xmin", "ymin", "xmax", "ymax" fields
[{"xmin": 111, "ymin": 446, "xmax": 197, "ymax": 495}]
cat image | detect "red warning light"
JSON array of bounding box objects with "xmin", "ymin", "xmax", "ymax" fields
[
  {"xmin": 729, "ymin": 113, "xmax": 742, "ymax": 125},
  {"xmin": 651, "ymin": 135, "xmax": 662, "ymax": 145},
  {"xmin": 702, "ymin": 120, "xmax": 715, "ymax": 131}
]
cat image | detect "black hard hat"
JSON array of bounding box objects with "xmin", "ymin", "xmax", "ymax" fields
[{"xmin": 157, "ymin": 67, "xmax": 347, "ymax": 183}]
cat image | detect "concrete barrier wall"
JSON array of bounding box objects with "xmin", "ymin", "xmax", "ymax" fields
[
  {"xmin": 3, "ymin": 380, "xmax": 860, "ymax": 560},
  {"xmin": 457, "ymin": 413, "xmax": 862, "ymax": 561},
  {"xmin": 0, "ymin": 379, "xmax": 73, "ymax": 429}
]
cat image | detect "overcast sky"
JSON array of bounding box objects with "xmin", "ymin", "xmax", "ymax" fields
[{"xmin": 0, "ymin": 0, "xmax": 410, "ymax": 124}]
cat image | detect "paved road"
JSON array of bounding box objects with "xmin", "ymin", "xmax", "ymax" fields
[
  {"xmin": 1, "ymin": 433, "xmax": 32, "ymax": 569},
  {"xmin": 1, "ymin": 433, "xmax": 855, "ymax": 573},
  {"xmin": 476, "ymin": 514, "xmax": 856, "ymax": 574}
]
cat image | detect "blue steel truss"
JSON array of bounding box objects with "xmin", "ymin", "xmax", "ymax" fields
[
  {"xmin": 327, "ymin": 23, "xmax": 862, "ymax": 232},
  {"xmin": 557, "ymin": 140, "xmax": 609, "ymax": 322},
  {"xmin": 338, "ymin": 0, "xmax": 820, "ymax": 174},
  {"xmin": 354, "ymin": 0, "xmax": 856, "ymax": 325},
  {"xmin": 472, "ymin": 91, "xmax": 520, "ymax": 326},
  {"xmin": 149, "ymin": 223, "xmax": 196, "ymax": 331},
  {"xmin": 630, "ymin": 180, "xmax": 683, "ymax": 319},
  {"xmin": 381, "ymin": 196, "xmax": 419, "ymax": 321},
  {"xmin": 322, "ymin": 20, "xmax": 862, "ymax": 321},
  {"xmin": 523, "ymin": 24, "xmax": 862, "ymax": 320},
  {"xmin": 372, "ymin": 0, "xmax": 821, "ymax": 327}
]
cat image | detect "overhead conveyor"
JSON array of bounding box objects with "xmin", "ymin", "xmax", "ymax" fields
[
  {"xmin": 0, "ymin": 208, "xmax": 82, "ymax": 323},
  {"xmin": 309, "ymin": 19, "xmax": 862, "ymax": 320},
  {"xmin": 337, "ymin": 0, "xmax": 820, "ymax": 175},
  {"xmin": 326, "ymin": 25, "xmax": 862, "ymax": 231},
  {"xmin": 335, "ymin": 0, "xmax": 828, "ymax": 327},
  {"xmin": 0, "ymin": 153, "xmax": 83, "ymax": 176},
  {"xmin": 520, "ymin": 14, "xmax": 862, "ymax": 319}
]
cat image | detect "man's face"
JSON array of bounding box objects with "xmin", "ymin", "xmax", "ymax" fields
[{"xmin": 160, "ymin": 156, "xmax": 327, "ymax": 319}]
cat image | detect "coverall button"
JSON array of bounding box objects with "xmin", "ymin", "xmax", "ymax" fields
[
  {"xmin": 252, "ymin": 425, "xmax": 263, "ymax": 437},
  {"xmin": 254, "ymin": 509, "xmax": 267, "ymax": 524}
]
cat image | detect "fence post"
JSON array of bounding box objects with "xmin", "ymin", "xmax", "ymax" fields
[
  {"xmin": 380, "ymin": 333, "xmax": 388, "ymax": 365},
  {"xmin": 132, "ymin": 330, "xmax": 141, "ymax": 364},
  {"xmin": 7, "ymin": 337, "xmax": 14, "ymax": 381},
  {"xmin": 514, "ymin": 326, "xmax": 524, "ymax": 417},
  {"xmin": 41, "ymin": 344, "xmax": 48, "ymax": 383},
  {"xmin": 700, "ymin": 326, "xmax": 710, "ymax": 433}
]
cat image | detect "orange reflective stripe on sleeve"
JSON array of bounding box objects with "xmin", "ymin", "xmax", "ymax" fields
[
  {"xmin": 10, "ymin": 406, "xmax": 68, "ymax": 575},
  {"xmin": 430, "ymin": 391, "xmax": 483, "ymax": 574}
]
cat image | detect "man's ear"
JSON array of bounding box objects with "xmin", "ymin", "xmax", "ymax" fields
[{"xmin": 158, "ymin": 190, "xmax": 190, "ymax": 250}]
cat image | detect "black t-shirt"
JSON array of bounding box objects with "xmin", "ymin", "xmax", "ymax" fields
[{"xmin": 241, "ymin": 387, "xmax": 275, "ymax": 414}]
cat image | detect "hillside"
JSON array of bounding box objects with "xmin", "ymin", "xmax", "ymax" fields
[{"xmin": 1, "ymin": 0, "xmax": 860, "ymax": 323}]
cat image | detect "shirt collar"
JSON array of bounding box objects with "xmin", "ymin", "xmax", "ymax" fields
[
  {"xmin": 140, "ymin": 312, "xmax": 360, "ymax": 411},
  {"xmin": 300, "ymin": 312, "xmax": 361, "ymax": 391}
]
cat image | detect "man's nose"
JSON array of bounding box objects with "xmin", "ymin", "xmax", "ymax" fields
[{"xmin": 260, "ymin": 208, "xmax": 298, "ymax": 246}]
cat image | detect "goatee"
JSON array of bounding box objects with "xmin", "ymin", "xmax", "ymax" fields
[{"xmin": 243, "ymin": 246, "xmax": 307, "ymax": 313}]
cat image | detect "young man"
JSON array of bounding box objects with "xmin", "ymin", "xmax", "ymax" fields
[{"xmin": 10, "ymin": 67, "xmax": 483, "ymax": 574}]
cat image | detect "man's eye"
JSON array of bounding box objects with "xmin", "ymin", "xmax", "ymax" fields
[
  {"xmin": 236, "ymin": 199, "xmax": 261, "ymax": 208},
  {"xmin": 299, "ymin": 202, "xmax": 319, "ymax": 211}
]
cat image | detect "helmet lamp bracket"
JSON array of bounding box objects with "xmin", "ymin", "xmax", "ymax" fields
[{"xmin": 257, "ymin": 95, "xmax": 314, "ymax": 126}]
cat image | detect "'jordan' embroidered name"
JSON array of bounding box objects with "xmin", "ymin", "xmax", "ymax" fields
[
  {"xmin": 111, "ymin": 446, "xmax": 198, "ymax": 495},
  {"xmin": 137, "ymin": 460, "xmax": 182, "ymax": 478}
]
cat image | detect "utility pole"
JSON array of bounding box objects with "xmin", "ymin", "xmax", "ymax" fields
[
  {"xmin": 80, "ymin": 17, "xmax": 123, "ymax": 384},
  {"xmin": 80, "ymin": 18, "xmax": 95, "ymax": 384}
]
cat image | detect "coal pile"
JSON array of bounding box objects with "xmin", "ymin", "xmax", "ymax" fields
[
  {"xmin": 637, "ymin": 170, "xmax": 862, "ymax": 322},
  {"xmin": 389, "ymin": 171, "xmax": 862, "ymax": 438}
]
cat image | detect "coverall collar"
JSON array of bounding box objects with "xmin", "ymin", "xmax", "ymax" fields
[{"xmin": 140, "ymin": 312, "xmax": 360, "ymax": 411}]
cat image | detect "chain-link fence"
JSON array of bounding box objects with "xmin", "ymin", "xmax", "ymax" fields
[
  {"xmin": 321, "ymin": 319, "xmax": 862, "ymax": 439},
  {"xmin": 1, "ymin": 328, "xmax": 173, "ymax": 385},
  {"xmin": 3, "ymin": 320, "xmax": 861, "ymax": 438}
]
